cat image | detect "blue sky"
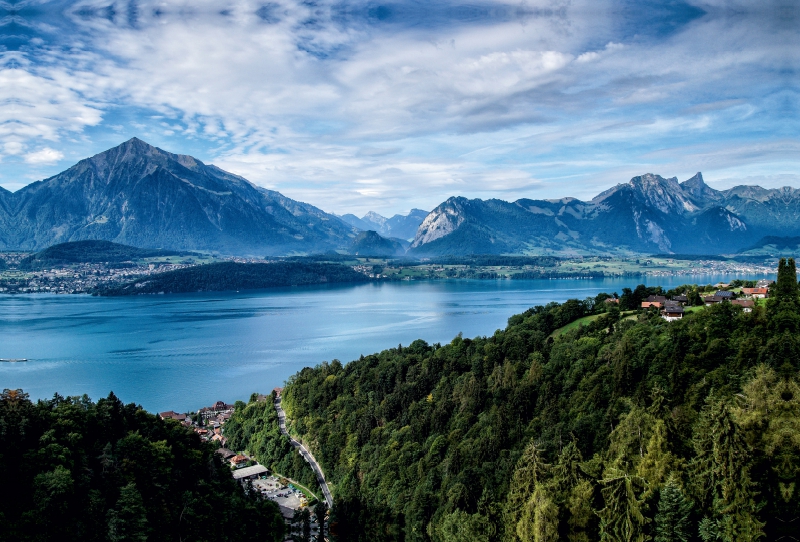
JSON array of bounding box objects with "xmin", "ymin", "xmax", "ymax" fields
[{"xmin": 0, "ymin": 0, "xmax": 797, "ymax": 216}]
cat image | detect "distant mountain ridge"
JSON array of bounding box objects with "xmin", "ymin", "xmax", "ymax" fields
[
  {"xmin": 0, "ymin": 138, "xmax": 357, "ymax": 256},
  {"xmin": 409, "ymin": 173, "xmax": 800, "ymax": 256},
  {"xmin": 339, "ymin": 209, "xmax": 428, "ymax": 240}
]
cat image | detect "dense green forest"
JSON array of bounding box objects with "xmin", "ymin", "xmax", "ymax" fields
[
  {"xmin": 0, "ymin": 390, "xmax": 284, "ymax": 542},
  {"xmin": 96, "ymin": 261, "xmax": 371, "ymax": 295},
  {"xmin": 19, "ymin": 240, "xmax": 186, "ymax": 269},
  {"xmin": 248, "ymin": 259, "xmax": 799, "ymax": 541}
]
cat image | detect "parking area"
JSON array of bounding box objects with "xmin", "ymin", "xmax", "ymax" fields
[
  {"xmin": 253, "ymin": 476, "xmax": 282, "ymax": 493},
  {"xmin": 253, "ymin": 475, "xmax": 305, "ymax": 510}
]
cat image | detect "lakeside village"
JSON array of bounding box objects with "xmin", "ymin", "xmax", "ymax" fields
[
  {"xmin": 159, "ymin": 393, "xmax": 325, "ymax": 542},
  {"xmin": 0, "ymin": 253, "xmax": 256, "ymax": 294},
  {"xmin": 608, "ymin": 279, "xmax": 774, "ymax": 321}
]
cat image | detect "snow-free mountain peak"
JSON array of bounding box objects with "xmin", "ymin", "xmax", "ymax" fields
[{"xmin": 0, "ymin": 138, "xmax": 357, "ymax": 255}]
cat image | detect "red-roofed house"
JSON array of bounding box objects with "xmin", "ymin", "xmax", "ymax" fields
[{"xmin": 742, "ymin": 287, "xmax": 768, "ymax": 298}]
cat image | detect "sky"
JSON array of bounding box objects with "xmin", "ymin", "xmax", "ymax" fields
[{"xmin": 0, "ymin": 0, "xmax": 797, "ymax": 217}]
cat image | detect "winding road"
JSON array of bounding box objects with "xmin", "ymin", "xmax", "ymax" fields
[{"xmin": 274, "ymin": 397, "xmax": 334, "ymax": 509}]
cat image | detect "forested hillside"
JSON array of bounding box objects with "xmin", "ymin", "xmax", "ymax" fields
[
  {"xmin": 257, "ymin": 259, "xmax": 800, "ymax": 541},
  {"xmin": 19, "ymin": 240, "xmax": 186, "ymax": 269},
  {"xmin": 0, "ymin": 391, "xmax": 284, "ymax": 542},
  {"xmin": 96, "ymin": 261, "xmax": 371, "ymax": 295}
]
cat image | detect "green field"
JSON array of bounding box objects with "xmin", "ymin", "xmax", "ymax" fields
[{"xmin": 548, "ymin": 314, "xmax": 604, "ymax": 337}]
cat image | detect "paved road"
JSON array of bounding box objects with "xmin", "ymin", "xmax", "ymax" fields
[{"xmin": 274, "ymin": 397, "xmax": 334, "ymax": 509}]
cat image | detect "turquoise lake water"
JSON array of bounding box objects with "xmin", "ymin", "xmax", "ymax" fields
[{"xmin": 0, "ymin": 274, "xmax": 768, "ymax": 412}]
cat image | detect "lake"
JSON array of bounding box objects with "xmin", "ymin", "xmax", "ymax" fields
[{"xmin": 0, "ymin": 274, "xmax": 768, "ymax": 412}]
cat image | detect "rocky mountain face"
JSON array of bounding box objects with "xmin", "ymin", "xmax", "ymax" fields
[
  {"xmin": 340, "ymin": 209, "xmax": 429, "ymax": 240},
  {"xmin": 410, "ymin": 173, "xmax": 800, "ymax": 256},
  {"xmin": 0, "ymin": 138, "xmax": 357, "ymax": 256}
]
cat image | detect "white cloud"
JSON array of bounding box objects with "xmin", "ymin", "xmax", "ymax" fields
[
  {"xmin": 0, "ymin": 0, "xmax": 796, "ymax": 212},
  {"xmin": 24, "ymin": 147, "xmax": 65, "ymax": 164}
]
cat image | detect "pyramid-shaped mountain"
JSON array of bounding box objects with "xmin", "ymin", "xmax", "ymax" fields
[{"xmin": 0, "ymin": 138, "xmax": 356, "ymax": 255}]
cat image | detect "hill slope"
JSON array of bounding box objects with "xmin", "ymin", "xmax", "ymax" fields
[
  {"xmin": 1, "ymin": 138, "xmax": 356, "ymax": 255},
  {"xmin": 348, "ymin": 230, "xmax": 407, "ymax": 256},
  {"xmin": 19, "ymin": 240, "xmax": 185, "ymax": 269},
  {"xmin": 239, "ymin": 260, "xmax": 800, "ymax": 541}
]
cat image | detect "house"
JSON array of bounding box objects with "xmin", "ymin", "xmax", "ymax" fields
[
  {"xmin": 756, "ymin": 279, "xmax": 774, "ymax": 288},
  {"xmin": 159, "ymin": 411, "xmax": 187, "ymax": 422},
  {"xmin": 672, "ymin": 294, "xmax": 689, "ymax": 304},
  {"xmin": 714, "ymin": 282, "xmax": 730, "ymax": 289},
  {"xmin": 714, "ymin": 290, "xmax": 735, "ymax": 299},
  {"xmin": 742, "ymin": 287, "xmax": 768, "ymax": 298},
  {"xmin": 703, "ymin": 296, "xmax": 725, "ymax": 305},
  {"xmin": 273, "ymin": 387, "xmax": 283, "ymax": 398},
  {"xmin": 662, "ymin": 303, "xmax": 684, "ymax": 321},
  {"xmin": 231, "ymin": 454, "xmax": 249, "ymax": 468},
  {"xmin": 215, "ymin": 448, "xmax": 237, "ymax": 461},
  {"xmin": 197, "ymin": 400, "xmax": 235, "ymax": 421},
  {"xmin": 642, "ymin": 296, "xmax": 666, "ymax": 309},
  {"xmin": 732, "ymin": 299, "xmax": 755, "ymax": 313},
  {"xmin": 604, "ymin": 297, "xmax": 620, "ymax": 304}
]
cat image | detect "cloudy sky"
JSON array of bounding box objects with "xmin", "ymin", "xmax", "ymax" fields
[{"xmin": 0, "ymin": 0, "xmax": 797, "ymax": 216}]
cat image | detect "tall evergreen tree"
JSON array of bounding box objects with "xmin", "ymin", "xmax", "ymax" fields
[
  {"xmin": 516, "ymin": 484, "xmax": 560, "ymax": 542},
  {"xmin": 505, "ymin": 440, "xmax": 550, "ymax": 541},
  {"xmin": 107, "ymin": 483, "xmax": 149, "ymax": 542},
  {"xmin": 597, "ymin": 469, "xmax": 649, "ymax": 542},
  {"xmin": 653, "ymin": 476, "xmax": 693, "ymax": 542},
  {"xmin": 691, "ymin": 398, "xmax": 764, "ymax": 542}
]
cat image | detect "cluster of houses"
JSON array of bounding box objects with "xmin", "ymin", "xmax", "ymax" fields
[
  {"xmin": 159, "ymin": 400, "xmax": 236, "ymax": 447},
  {"xmin": 640, "ymin": 280, "xmax": 773, "ymax": 321}
]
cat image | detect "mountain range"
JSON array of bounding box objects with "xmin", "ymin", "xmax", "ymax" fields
[
  {"xmin": 2, "ymin": 139, "xmax": 800, "ymax": 257},
  {"xmin": 408, "ymin": 173, "xmax": 800, "ymax": 256}
]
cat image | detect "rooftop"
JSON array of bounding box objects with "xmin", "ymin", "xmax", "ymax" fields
[{"xmin": 232, "ymin": 465, "xmax": 268, "ymax": 480}]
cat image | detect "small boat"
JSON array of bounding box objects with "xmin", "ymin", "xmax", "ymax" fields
[{"xmin": 0, "ymin": 358, "xmax": 29, "ymax": 363}]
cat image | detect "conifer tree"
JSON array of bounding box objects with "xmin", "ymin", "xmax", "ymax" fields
[
  {"xmin": 636, "ymin": 420, "xmax": 680, "ymax": 500},
  {"xmin": 107, "ymin": 482, "xmax": 149, "ymax": 542},
  {"xmin": 691, "ymin": 398, "xmax": 764, "ymax": 542},
  {"xmin": 567, "ymin": 480, "xmax": 595, "ymax": 542},
  {"xmin": 505, "ymin": 440, "xmax": 550, "ymax": 541},
  {"xmin": 596, "ymin": 469, "xmax": 649, "ymax": 542},
  {"xmin": 517, "ymin": 484, "xmax": 560, "ymax": 542},
  {"xmin": 653, "ymin": 476, "xmax": 692, "ymax": 542}
]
